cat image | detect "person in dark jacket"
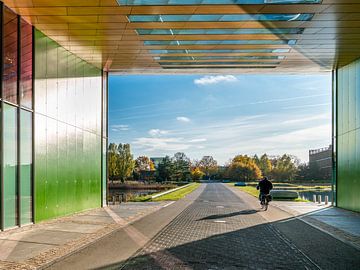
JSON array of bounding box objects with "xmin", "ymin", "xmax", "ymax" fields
[{"xmin": 256, "ymin": 177, "xmax": 273, "ymax": 205}]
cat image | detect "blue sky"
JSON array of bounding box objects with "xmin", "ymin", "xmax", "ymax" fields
[{"xmin": 109, "ymin": 74, "xmax": 332, "ymax": 165}]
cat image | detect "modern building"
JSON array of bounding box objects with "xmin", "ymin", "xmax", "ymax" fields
[
  {"xmin": 309, "ymin": 145, "xmax": 332, "ymax": 178},
  {"xmin": 0, "ymin": 0, "xmax": 359, "ymax": 231}
]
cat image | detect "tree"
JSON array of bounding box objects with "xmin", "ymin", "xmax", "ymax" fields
[
  {"xmin": 259, "ymin": 154, "xmax": 273, "ymax": 177},
  {"xmin": 172, "ymin": 152, "xmax": 191, "ymax": 181},
  {"xmin": 191, "ymin": 167, "xmax": 205, "ymax": 181},
  {"xmin": 135, "ymin": 156, "xmax": 152, "ymax": 171},
  {"xmin": 134, "ymin": 156, "xmax": 156, "ymax": 181},
  {"xmin": 271, "ymin": 154, "xmax": 298, "ymax": 181},
  {"xmin": 108, "ymin": 143, "xmax": 119, "ymax": 181},
  {"xmin": 228, "ymin": 155, "xmax": 262, "ymax": 181},
  {"xmin": 117, "ymin": 143, "xmax": 135, "ymax": 182},
  {"xmin": 198, "ymin": 156, "xmax": 218, "ymax": 179},
  {"xmin": 157, "ymin": 156, "xmax": 174, "ymax": 182}
]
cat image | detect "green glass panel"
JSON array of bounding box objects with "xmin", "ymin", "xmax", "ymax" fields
[
  {"xmin": 102, "ymin": 138, "xmax": 107, "ymax": 206},
  {"xmin": 3, "ymin": 104, "xmax": 17, "ymax": 228},
  {"xmin": 336, "ymin": 59, "xmax": 360, "ymax": 212},
  {"xmin": 34, "ymin": 30, "xmax": 103, "ymax": 222},
  {"xmin": 20, "ymin": 110, "xmax": 33, "ymax": 225}
]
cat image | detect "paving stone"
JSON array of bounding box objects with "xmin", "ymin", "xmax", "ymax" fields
[{"xmin": 122, "ymin": 184, "xmax": 318, "ymax": 269}]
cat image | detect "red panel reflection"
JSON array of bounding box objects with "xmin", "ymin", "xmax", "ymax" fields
[
  {"xmin": 20, "ymin": 19, "xmax": 33, "ymax": 109},
  {"xmin": 3, "ymin": 7, "xmax": 18, "ymax": 104}
]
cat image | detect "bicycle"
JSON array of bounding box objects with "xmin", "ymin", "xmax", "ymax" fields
[{"xmin": 260, "ymin": 194, "xmax": 271, "ymax": 211}]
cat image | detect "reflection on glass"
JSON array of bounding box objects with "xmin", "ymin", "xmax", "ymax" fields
[
  {"xmin": 154, "ymin": 55, "xmax": 285, "ymax": 60},
  {"xmin": 144, "ymin": 40, "xmax": 296, "ymax": 45},
  {"xmin": 20, "ymin": 19, "xmax": 33, "ymax": 109},
  {"xmin": 150, "ymin": 49, "xmax": 290, "ymax": 54},
  {"xmin": 3, "ymin": 7, "xmax": 18, "ymax": 104},
  {"xmin": 159, "ymin": 61, "xmax": 280, "ymax": 65},
  {"xmin": 137, "ymin": 28, "xmax": 304, "ymax": 35},
  {"xmin": 20, "ymin": 110, "xmax": 33, "ymax": 225},
  {"xmin": 3, "ymin": 104, "xmax": 18, "ymax": 228},
  {"xmin": 128, "ymin": 14, "xmax": 314, "ymax": 22}
]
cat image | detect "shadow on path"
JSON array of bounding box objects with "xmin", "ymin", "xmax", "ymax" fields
[{"xmin": 198, "ymin": 209, "xmax": 258, "ymax": 221}]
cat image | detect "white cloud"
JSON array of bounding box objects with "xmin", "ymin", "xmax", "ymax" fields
[
  {"xmin": 189, "ymin": 138, "xmax": 207, "ymax": 143},
  {"xmin": 148, "ymin": 129, "xmax": 169, "ymax": 137},
  {"xmin": 132, "ymin": 137, "xmax": 191, "ymax": 152},
  {"xmin": 176, "ymin": 116, "xmax": 191, "ymax": 123},
  {"xmin": 194, "ymin": 75, "xmax": 238, "ymax": 86},
  {"xmin": 111, "ymin": 124, "xmax": 129, "ymax": 131}
]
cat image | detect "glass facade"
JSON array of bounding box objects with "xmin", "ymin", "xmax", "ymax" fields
[
  {"xmin": 128, "ymin": 14, "xmax": 314, "ymax": 22},
  {"xmin": 2, "ymin": 104, "xmax": 18, "ymax": 229},
  {"xmin": 20, "ymin": 110, "xmax": 32, "ymax": 225},
  {"xmin": 1, "ymin": 4, "xmax": 34, "ymax": 230},
  {"xmin": 20, "ymin": 18, "xmax": 33, "ymax": 109},
  {"xmin": 3, "ymin": 7, "xmax": 18, "ymax": 104}
]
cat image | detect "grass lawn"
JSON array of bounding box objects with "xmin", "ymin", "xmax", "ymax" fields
[
  {"xmin": 131, "ymin": 183, "xmax": 201, "ymax": 202},
  {"xmin": 229, "ymin": 184, "xmax": 309, "ymax": 202}
]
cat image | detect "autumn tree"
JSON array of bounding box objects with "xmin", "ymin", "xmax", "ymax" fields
[
  {"xmin": 198, "ymin": 156, "xmax": 218, "ymax": 180},
  {"xmin": 134, "ymin": 156, "xmax": 156, "ymax": 180},
  {"xmin": 228, "ymin": 155, "xmax": 262, "ymax": 181},
  {"xmin": 191, "ymin": 167, "xmax": 205, "ymax": 181}
]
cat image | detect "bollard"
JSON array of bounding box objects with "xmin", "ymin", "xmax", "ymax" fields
[
  {"xmin": 325, "ymin": 195, "xmax": 329, "ymax": 205},
  {"xmin": 118, "ymin": 195, "xmax": 122, "ymax": 204},
  {"xmin": 112, "ymin": 196, "xmax": 116, "ymax": 205},
  {"xmin": 317, "ymin": 195, "xmax": 322, "ymax": 204},
  {"xmin": 313, "ymin": 195, "xmax": 317, "ymax": 203}
]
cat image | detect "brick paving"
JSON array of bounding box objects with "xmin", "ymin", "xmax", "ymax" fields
[{"xmin": 122, "ymin": 184, "xmax": 319, "ymax": 270}]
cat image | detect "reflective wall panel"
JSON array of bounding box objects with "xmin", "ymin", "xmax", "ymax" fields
[
  {"xmin": 34, "ymin": 30, "xmax": 103, "ymax": 222},
  {"xmin": 336, "ymin": 59, "xmax": 360, "ymax": 212},
  {"xmin": 20, "ymin": 110, "xmax": 32, "ymax": 225},
  {"xmin": 2, "ymin": 7, "xmax": 18, "ymax": 104},
  {"xmin": 20, "ymin": 19, "xmax": 33, "ymax": 109},
  {"xmin": 3, "ymin": 104, "xmax": 18, "ymax": 229}
]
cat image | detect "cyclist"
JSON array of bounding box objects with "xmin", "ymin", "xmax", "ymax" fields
[{"xmin": 256, "ymin": 177, "xmax": 273, "ymax": 207}]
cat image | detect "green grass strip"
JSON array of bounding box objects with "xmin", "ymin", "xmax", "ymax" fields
[
  {"xmin": 153, "ymin": 183, "xmax": 201, "ymax": 201},
  {"xmin": 131, "ymin": 183, "xmax": 201, "ymax": 202}
]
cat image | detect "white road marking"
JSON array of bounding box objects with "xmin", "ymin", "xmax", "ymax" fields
[
  {"xmin": 214, "ymin": 220, "xmax": 226, "ymax": 223},
  {"xmin": 163, "ymin": 201, "xmax": 175, "ymax": 208}
]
